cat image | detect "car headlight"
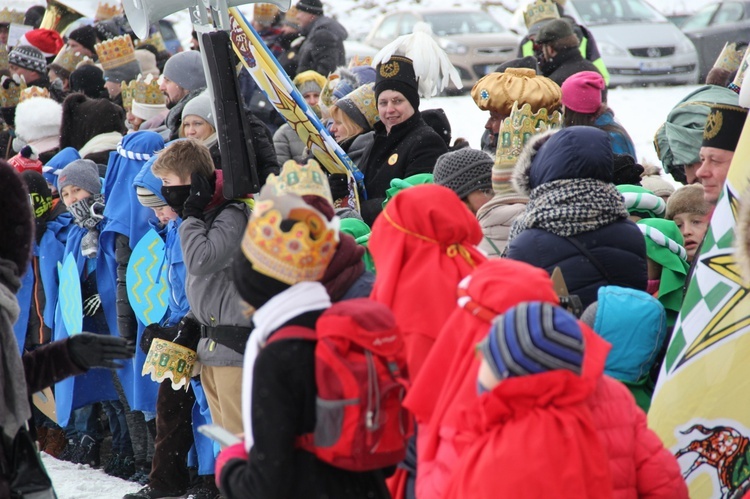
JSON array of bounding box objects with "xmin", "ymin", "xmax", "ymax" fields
[
  {"xmin": 676, "ymin": 37, "xmax": 695, "ymax": 54},
  {"xmin": 598, "ymin": 41, "xmax": 627, "ymax": 57},
  {"xmin": 438, "ymin": 39, "xmax": 468, "ymax": 55}
]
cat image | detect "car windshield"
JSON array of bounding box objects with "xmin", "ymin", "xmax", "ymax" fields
[
  {"xmin": 570, "ymin": 0, "xmax": 666, "ymax": 24},
  {"xmin": 421, "ymin": 12, "xmax": 506, "ymax": 35}
]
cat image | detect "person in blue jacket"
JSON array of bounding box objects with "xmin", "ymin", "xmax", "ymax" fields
[
  {"xmin": 504, "ymin": 126, "xmax": 647, "ymax": 308},
  {"xmin": 126, "ymin": 157, "xmax": 220, "ymax": 499}
]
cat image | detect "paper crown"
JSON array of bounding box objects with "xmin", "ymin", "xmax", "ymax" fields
[
  {"xmin": 0, "ymin": 75, "xmax": 26, "ymax": 108},
  {"xmin": 349, "ymin": 55, "xmax": 372, "ymax": 68},
  {"xmin": 713, "ymin": 42, "xmax": 745, "ymax": 73},
  {"xmin": 241, "ymin": 188, "xmax": 340, "ymax": 285},
  {"xmin": 496, "ymin": 101, "xmax": 562, "ymax": 165},
  {"xmin": 51, "ymin": 46, "xmax": 88, "ymax": 74},
  {"xmin": 134, "ymin": 73, "xmax": 165, "ymax": 105},
  {"xmin": 18, "ymin": 86, "xmax": 50, "ymax": 103},
  {"xmin": 95, "ymin": 34, "xmax": 136, "ymax": 70},
  {"xmin": 254, "ymin": 3, "xmax": 280, "ymax": 25},
  {"xmin": 524, "ymin": 0, "xmax": 560, "ymax": 29},
  {"xmin": 265, "ymin": 159, "xmax": 334, "ymax": 204},
  {"xmin": 732, "ymin": 44, "xmax": 750, "ymax": 90},
  {"xmin": 95, "ymin": 2, "xmax": 123, "ymax": 21},
  {"xmin": 142, "ymin": 338, "xmax": 197, "ymax": 391},
  {"xmin": 0, "ymin": 8, "xmax": 24, "ymax": 25},
  {"xmin": 121, "ymin": 79, "xmax": 136, "ymax": 110},
  {"xmin": 135, "ymin": 30, "xmax": 167, "ymax": 53},
  {"xmin": 0, "ymin": 45, "xmax": 8, "ymax": 72}
]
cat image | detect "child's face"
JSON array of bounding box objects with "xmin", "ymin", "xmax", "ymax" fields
[
  {"xmin": 157, "ymin": 173, "xmax": 191, "ymax": 187},
  {"xmin": 61, "ymin": 185, "xmax": 92, "ymax": 207},
  {"xmin": 152, "ymin": 205, "xmax": 179, "ymax": 224},
  {"xmin": 673, "ymin": 212, "xmax": 709, "ymax": 262}
]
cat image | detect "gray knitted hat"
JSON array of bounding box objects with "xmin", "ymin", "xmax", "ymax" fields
[
  {"xmin": 57, "ymin": 159, "xmax": 101, "ymax": 195},
  {"xmin": 104, "ymin": 59, "xmax": 141, "ymax": 84},
  {"xmin": 433, "ymin": 148, "xmax": 493, "ymax": 199},
  {"xmin": 163, "ymin": 51, "xmax": 206, "ymax": 91},
  {"xmin": 9, "ymin": 45, "xmax": 46, "ymax": 74},
  {"xmin": 181, "ymin": 93, "xmax": 215, "ymax": 129}
]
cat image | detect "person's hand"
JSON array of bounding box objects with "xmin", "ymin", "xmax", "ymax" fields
[
  {"xmin": 182, "ymin": 171, "xmax": 216, "ymax": 220},
  {"xmin": 68, "ymin": 333, "xmax": 135, "ymax": 370},
  {"xmin": 328, "ymin": 173, "xmax": 349, "ymax": 201},
  {"xmin": 171, "ymin": 316, "xmax": 201, "ymax": 352},
  {"xmin": 215, "ymin": 442, "xmax": 248, "ymax": 489},
  {"xmin": 140, "ymin": 323, "xmax": 179, "ymax": 355}
]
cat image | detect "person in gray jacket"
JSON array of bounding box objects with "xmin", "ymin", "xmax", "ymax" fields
[{"xmin": 151, "ymin": 139, "xmax": 251, "ymax": 437}]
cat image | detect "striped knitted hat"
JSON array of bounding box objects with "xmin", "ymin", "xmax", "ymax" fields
[
  {"xmin": 479, "ymin": 301, "xmax": 584, "ymax": 379},
  {"xmin": 617, "ymin": 185, "xmax": 666, "ymax": 219}
]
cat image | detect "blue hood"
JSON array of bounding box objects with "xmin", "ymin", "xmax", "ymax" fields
[
  {"xmin": 529, "ymin": 126, "xmax": 613, "ymax": 189},
  {"xmin": 44, "ymin": 147, "xmax": 81, "ymax": 189},
  {"xmin": 132, "ymin": 155, "xmax": 167, "ymax": 205},
  {"xmin": 588, "ymin": 285, "xmax": 666, "ymax": 383}
]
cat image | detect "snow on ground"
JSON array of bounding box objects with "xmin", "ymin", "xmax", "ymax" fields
[{"xmin": 42, "ymin": 452, "xmax": 142, "ymax": 498}]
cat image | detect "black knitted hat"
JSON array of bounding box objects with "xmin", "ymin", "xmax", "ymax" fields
[
  {"xmin": 296, "ymin": 0, "xmax": 324, "ymax": 16},
  {"xmin": 68, "ymin": 25, "xmax": 99, "ymax": 55}
]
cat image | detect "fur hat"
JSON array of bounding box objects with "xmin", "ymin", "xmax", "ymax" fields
[
  {"xmin": 14, "ymin": 97, "xmax": 62, "ymax": 143},
  {"xmin": 335, "ymin": 82, "xmax": 378, "ymax": 132},
  {"xmin": 612, "ymin": 153, "xmax": 644, "ymax": 186},
  {"xmin": 374, "ymin": 56, "xmax": 420, "ymax": 112},
  {"xmin": 58, "ymin": 158, "xmax": 101, "ymax": 195},
  {"xmin": 665, "ymin": 184, "xmax": 710, "ymax": 220},
  {"xmin": 471, "ymin": 68, "xmax": 561, "ymax": 117},
  {"xmin": 8, "ymin": 45, "xmax": 46, "ymax": 74},
  {"xmin": 640, "ymin": 164, "xmax": 675, "ymax": 199},
  {"xmin": 59, "ymin": 93, "xmax": 127, "ymax": 151},
  {"xmin": 296, "ymin": 0, "xmax": 323, "ymax": 16},
  {"xmin": 433, "ymin": 148, "xmax": 493, "ymax": 199},
  {"xmin": 479, "ymin": 301, "xmax": 584, "ymax": 379},
  {"xmin": 162, "ymin": 50, "xmax": 206, "ymax": 92},
  {"xmin": 68, "ymin": 25, "xmax": 99, "ymax": 55},
  {"xmin": 0, "ymin": 160, "xmax": 34, "ymax": 277}
]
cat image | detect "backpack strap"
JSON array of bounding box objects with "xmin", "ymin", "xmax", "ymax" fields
[
  {"xmin": 265, "ymin": 325, "xmax": 317, "ymax": 345},
  {"xmin": 564, "ymin": 236, "xmax": 614, "ymax": 284}
]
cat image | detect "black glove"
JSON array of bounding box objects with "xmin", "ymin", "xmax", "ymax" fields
[
  {"xmin": 171, "ymin": 316, "xmax": 202, "ymax": 352},
  {"xmin": 182, "ymin": 171, "xmax": 216, "ymax": 220},
  {"xmin": 328, "ymin": 173, "xmax": 349, "ymax": 201},
  {"xmin": 139, "ymin": 323, "xmax": 179, "ymax": 355},
  {"xmin": 68, "ymin": 333, "xmax": 135, "ymax": 370}
]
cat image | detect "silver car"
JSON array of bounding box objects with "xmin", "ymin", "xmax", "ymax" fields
[{"xmin": 364, "ymin": 9, "xmax": 519, "ymax": 90}]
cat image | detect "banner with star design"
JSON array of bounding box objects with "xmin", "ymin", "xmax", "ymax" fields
[
  {"xmin": 649, "ymin": 116, "xmax": 750, "ymax": 498},
  {"xmin": 226, "ymin": 7, "xmax": 362, "ymax": 210}
]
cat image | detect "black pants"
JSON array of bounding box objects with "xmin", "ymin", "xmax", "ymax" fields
[{"xmin": 149, "ymin": 382, "xmax": 196, "ymax": 491}]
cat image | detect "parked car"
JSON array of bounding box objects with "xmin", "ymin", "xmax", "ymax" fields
[
  {"xmin": 681, "ymin": 1, "xmax": 750, "ymax": 82},
  {"xmin": 511, "ymin": 0, "xmax": 699, "ymax": 86},
  {"xmin": 364, "ymin": 9, "xmax": 519, "ymax": 91}
]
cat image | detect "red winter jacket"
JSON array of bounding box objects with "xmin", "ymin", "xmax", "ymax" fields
[{"xmin": 442, "ymin": 326, "xmax": 688, "ymax": 499}]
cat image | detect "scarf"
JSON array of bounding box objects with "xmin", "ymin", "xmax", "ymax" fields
[
  {"xmin": 68, "ymin": 194, "xmax": 105, "ymax": 231},
  {"xmin": 241, "ymin": 281, "xmax": 331, "ymax": 451},
  {"xmin": 506, "ymin": 178, "xmax": 628, "ymax": 250},
  {"xmin": 0, "ymin": 259, "xmax": 32, "ymax": 438},
  {"xmin": 78, "ymin": 131, "xmax": 123, "ymax": 158}
]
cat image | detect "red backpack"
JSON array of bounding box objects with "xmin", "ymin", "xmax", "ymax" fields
[{"xmin": 266, "ymin": 298, "xmax": 413, "ymax": 471}]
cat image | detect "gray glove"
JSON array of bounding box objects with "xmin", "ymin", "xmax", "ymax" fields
[{"xmin": 68, "ymin": 333, "xmax": 134, "ymax": 370}]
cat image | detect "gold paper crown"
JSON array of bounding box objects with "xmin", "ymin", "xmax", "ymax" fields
[
  {"xmin": 142, "ymin": 338, "xmax": 197, "ymax": 391},
  {"xmin": 714, "ymin": 42, "xmax": 745, "ymax": 73},
  {"xmin": 135, "ymin": 31, "xmax": 167, "ymax": 54},
  {"xmin": 496, "ymin": 101, "xmax": 562, "ymax": 165},
  {"xmin": 95, "ymin": 2, "xmax": 123, "ymax": 21},
  {"xmin": 241, "ymin": 189, "xmax": 340, "ymax": 285},
  {"xmin": 0, "ymin": 45, "xmax": 8, "ymax": 72},
  {"xmin": 733, "ymin": 45, "xmax": 750, "ymax": 88},
  {"xmin": 134, "ymin": 73, "xmax": 165, "ymax": 105},
  {"xmin": 19, "ymin": 86, "xmax": 50, "ymax": 103},
  {"xmin": 0, "ymin": 75, "xmax": 26, "ymax": 108},
  {"xmin": 265, "ymin": 159, "xmax": 334, "ymax": 204},
  {"xmin": 51, "ymin": 46, "xmax": 87, "ymax": 74},
  {"xmin": 524, "ymin": 0, "xmax": 560, "ymax": 29},
  {"xmin": 121, "ymin": 79, "xmax": 136, "ymax": 111},
  {"xmin": 0, "ymin": 8, "xmax": 25, "ymax": 25},
  {"xmin": 254, "ymin": 3, "xmax": 280, "ymax": 24},
  {"xmin": 95, "ymin": 34, "xmax": 136, "ymax": 70}
]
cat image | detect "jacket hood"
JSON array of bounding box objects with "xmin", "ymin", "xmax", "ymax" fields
[
  {"xmin": 523, "ymin": 126, "xmax": 613, "ymax": 191},
  {"xmin": 511, "ymin": 128, "xmax": 558, "ymax": 196},
  {"xmin": 584, "ymin": 285, "xmax": 666, "ymax": 383},
  {"xmin": 43, "ymin": 146, "xmax": 81, "ymax": 188}
]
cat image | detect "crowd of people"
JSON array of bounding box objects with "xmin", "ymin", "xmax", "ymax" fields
[{"xmin": 1, "ymin": 0, "xmax": 749, "ymax": 497}]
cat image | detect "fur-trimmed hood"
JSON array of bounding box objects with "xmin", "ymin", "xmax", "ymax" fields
[
  {"xmin": 14, "ymin": 97, "xmax": 62, "ymax": 144},
  {"xmin": 512, "ymin": 126, "xmax": 613, "ymax": 195}
]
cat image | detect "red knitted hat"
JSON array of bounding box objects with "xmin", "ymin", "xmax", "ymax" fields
[
  {"xmin": 561, "ymin": 71, "xmax": 605, "ymax": 114},
  {"xmin": 20, "ymin": 28, "xmax": 64, "ymax": 57}
]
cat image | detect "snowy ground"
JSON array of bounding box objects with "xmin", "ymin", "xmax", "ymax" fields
[{"xmin": 42, "ymin": 82, "xmax": 701, "ymax": 498}]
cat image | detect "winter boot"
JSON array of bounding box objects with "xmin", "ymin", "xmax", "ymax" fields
[
  {"xmin": 43, "ymin": 428, "xmax": 68, "ymax": 458},
  {"xmin": 180, "ymin": 475, "xmax": 220, "ymax": 499},
  {"xmin": 114, "ymin": 455, "xmax": 136, "ymax": 480},
  {"xmin": 76, "ymin": 435, "xmax": 101, "ymax": 468},
  {"xmin": 104, "ymin": 453, "xmax": 121, "ymax": 475},
  {"xmin": 58, "ymin": 438, "xmax": 78, "ymax": 462},
  {"xmin": 122, "ymin": 485, "xmax": 186, "ymax": 499}
]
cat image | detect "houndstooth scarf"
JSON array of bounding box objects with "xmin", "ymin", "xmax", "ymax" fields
[{"xmin": 505, "ymin": 178, "xmax": 628, "ymax": 252}]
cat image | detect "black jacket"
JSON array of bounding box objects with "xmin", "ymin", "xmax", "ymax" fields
[
  {"xmin": 296, "ymin": 16, "xmax": 347, "ymax": 77},
  {"xmin": 540, "ymin": 46, "xmax": 600, "ymax": 88},
  {"xmin": 358, "ymin": 112, "xmax": 448, "ymax": 225},
  {"xmin": 220, "ymin": 311, "xmax": 390, "ymax": 499}
]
